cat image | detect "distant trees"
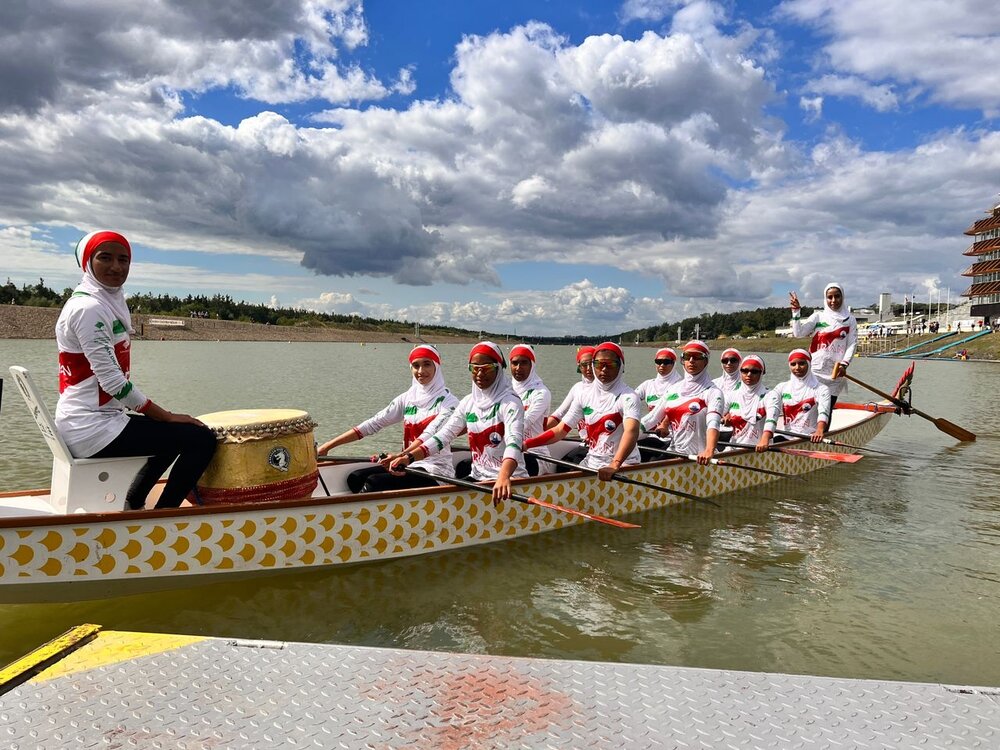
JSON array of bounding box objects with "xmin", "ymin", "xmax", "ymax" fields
[{"xmin": 622, "ymin": 306, "xmax": 814, "ymax": 343}]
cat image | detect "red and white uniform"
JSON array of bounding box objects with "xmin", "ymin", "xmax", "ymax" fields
[
  {"xmin": 422, "ymin": 342, "xmax": 527, "ymax": 481},
  {"xmin": 560, "ymin": 371, "xmax": 641, "ymax": 470},
  {"xmin": 642, "ymin": 370, "xmax": 723, "ymax": 456},
  {"xmin": 510, "ymin": 344, "xmax": 552, "ymax": 460},
  {"xmin": 55, "ymin": 234, "xmax": 151, "ymax": 457},
  {"xmin": 551, "ymin": 345, "xmax": 595, "ymax": 438},
  {"xmin": 763, "ymin": 351, "xmax": 832, "ymax": 434},
  {"xmin": 722, "ymin": 355, "xmax": 768, "ymax": 445},
  {"xmin": 354, "ymin": 349, "xmax": 459, "ymax": 478},
  {"xmin": 791, "ymin": 282, "xmax": 857, "ymax": 397},
  {"xmin": 712, "ymin": 347, "xmax": 741, "ymax": 398}
]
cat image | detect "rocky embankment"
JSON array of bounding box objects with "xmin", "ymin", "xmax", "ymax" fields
[{"xmin": 0, "ymin": 305, "xmax": 474, "ymax": 344}]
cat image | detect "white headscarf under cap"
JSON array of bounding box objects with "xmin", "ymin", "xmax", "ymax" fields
[
  {"xmin": 468, "ymin": 341, "xmax": 514, "ymax": 410},
  {"xmin": 73, "ymin": 230, "xmax": 133, "ymax": 333},
  {"xmin": 404, "ymin": 344, "xmax": 451, "ymax": 410},
  {"xmin": 510, "ymin": 344, "xmax": 546, "ymax": 398}
]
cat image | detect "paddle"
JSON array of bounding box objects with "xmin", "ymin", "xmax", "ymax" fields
[
  {"xmin": 843, "ymin": 372, "xmax": 976, "ymax": 442},
  {"xmin": 774, "ymin": 428, "xmax": 891, "ymax": 455},
  {"xmin": 316, "ymin": 454, "xmax": 383, "ymax": 464},
  {"xmin": 718, "ymin": 440, "xmax": 863, "ymax": 464},
  {"xmin": 523, "ymin": 450, "xmax": 720, "ymax": 508},
  {"xmin": 403, "ymin": 467, "xmax": 640, "ymax": 529},
  {"xmin": 638, "ymin": 443, "xmax": 803, "ymax": 480}
]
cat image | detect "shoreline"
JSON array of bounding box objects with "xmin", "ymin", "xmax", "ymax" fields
[
  {"xmin": 3, "ymin": 304, "xmax": 998, "ymax": 358},
  {"xmin": 0, "ymin": 305, "xmax": 477, "ymax": 345}
]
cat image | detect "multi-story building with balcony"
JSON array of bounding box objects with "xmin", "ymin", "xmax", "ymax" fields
[{"xmin": 962, "ymin": 199, "xmax": 1000, "ymax": 324}]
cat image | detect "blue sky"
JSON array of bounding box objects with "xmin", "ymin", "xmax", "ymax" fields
[{"xmin": 2, "ymin": 0, "xmax": 998, "ymax": 334}]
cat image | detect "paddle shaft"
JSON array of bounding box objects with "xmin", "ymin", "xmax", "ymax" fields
[
  {"xmin": 773, "ymin": 428, "xmax": 890, "ymax": 454},
  {"xmin": 403, "ymin": 467, "xmax": 640, "ymax": 529},
  {"xmin": 843, "ymin": 372, "xmax": 976, "ymax": 442},
  {"xmin": 638, "ymin": 443, "xmax": 800, "ymax": 480},
  {"xmin": 718, "ymin": 440, "xmax": 862, "ymax": 463},
  {"xmin": 523, "ymin": 450, "xmax": 719, "ymax": 508}
]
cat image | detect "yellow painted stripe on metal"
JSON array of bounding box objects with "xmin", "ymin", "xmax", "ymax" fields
[
  {"xmin": 35, "ymin": 629, "xmax": 207, "ymax": 684},
  {"xmin": 0, "ymin": 623, "xmax": 101, "ymax": 692}
]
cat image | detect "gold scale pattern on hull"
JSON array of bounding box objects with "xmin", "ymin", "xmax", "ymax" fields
[{"xmin": 0, "ymin": 413, "xmax": 889, "ymax": 594}]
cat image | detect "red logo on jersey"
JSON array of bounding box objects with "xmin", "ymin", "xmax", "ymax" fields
[{"xmin": 584, "ymin": 412, "xmax": 622, "ymax": 447}]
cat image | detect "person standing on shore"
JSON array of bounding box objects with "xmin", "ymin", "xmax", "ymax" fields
[
  {"xmin": 789, "ymin": 283, "xmax": 857, "ymax": 407},
  {"xmin": 55, "ymin": 230, "xmax": 217, "ymax": 510},
  {"xmin": 317, "ymin": 344, "xmax": 459, "ymax": 493}
]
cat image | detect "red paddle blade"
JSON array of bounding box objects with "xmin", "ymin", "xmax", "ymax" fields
[
  {"xmin": 524, "ymin": 496, "xmax": 641, "ymax": 529},
  {"xmin": 778, "ymin": 448, "xmax": 863, "ymax": 463}
]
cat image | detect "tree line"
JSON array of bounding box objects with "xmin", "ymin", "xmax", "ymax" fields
[{"xmin": 3, "ymin": 278, "xmax": 950, "ymax": 344}]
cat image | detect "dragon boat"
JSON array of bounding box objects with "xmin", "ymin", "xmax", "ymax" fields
[{"xmin": 0, "ymin": 365, "xmax": 909, "ymax": 603}]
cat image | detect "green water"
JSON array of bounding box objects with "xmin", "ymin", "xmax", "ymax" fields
[{"xmin": 0, "ymin": 340, "xmax": 997, "ymax": 686}]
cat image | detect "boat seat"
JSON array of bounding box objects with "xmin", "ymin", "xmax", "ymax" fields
[{"xmin": 8, "ymin": 366, "xmax": 150, "ymax": 515}]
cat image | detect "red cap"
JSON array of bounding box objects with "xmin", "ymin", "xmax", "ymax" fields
[
  {"xmin": 594, "ymin": 341, "xmax": 624, "ymax": 364},
  {"xmin": 470, "ymin": 341, "xmax": 505, "ymax": 366},
  {"xmin": 682, "ymin": 340, "xmax": 710, "ymax": 357},
  {"xmin": 408, "ymin": 345, "xmax": 441, "ymax": 365},
  {"xmin": 509, "ymin": 344, "xmax": 535, "ymax": 362},
  {"xmin": 788, "ymin": 348, "xmax": 811, "ymax": 363},
  {"xmin": 576, "ymin": 345, "xmax": 596, "ymax": 363},
  {"xmin": 654, "ymin": 347, "xmax": 676, "ymax": 361},
  {"xmin": 721, "ymin": 347, "xmax": 741, "ymax": 360},
  {"xmin": 75, "ymin": 230, "xmax": 131, "ymax": 272},
  {"xmin": 741, "ymin": 354, "xmax": 765, "ymax": 373}
]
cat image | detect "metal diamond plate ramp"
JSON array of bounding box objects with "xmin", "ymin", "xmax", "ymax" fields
[{"xmin": 1, "ymin": 626, "xmax": 997, "ymax": 749}]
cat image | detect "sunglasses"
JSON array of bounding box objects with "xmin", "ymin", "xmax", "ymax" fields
[
  {"xmin": 681, "ymin": 353, "xmax": 707, "ymax": 361},
  {"xmin": 593, "ymin": 358, "xmax": 620, "ymax": 369},
  {"xmin": 576, "ymin": 361, "xmax": 593, "ymax": 372},
  {"xmin": 468, "ymin": 363, "xmax": 499, "ymax": 373},
  {"xmin": 740, "ymin": 368, "xmax": 762, "ymax": 375},
  {"xmin": 654, "ymin": 358, "xmax": 675, "ymax": 365},
  {"xmin": 720, "ymin": 357, "xmax": 740, "ymax": 364}
]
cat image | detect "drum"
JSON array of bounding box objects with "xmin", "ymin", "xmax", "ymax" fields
[{"xmin": 192, "ymin": 409, "xmax": 319, "ymax": 505}]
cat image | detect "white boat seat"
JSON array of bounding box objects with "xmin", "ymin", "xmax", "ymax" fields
[{"xmin": 9, "ymin": 366, "xmax": 150, "ymax": 515}]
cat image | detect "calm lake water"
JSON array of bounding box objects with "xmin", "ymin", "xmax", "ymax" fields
[{"xmin": 1, "ymin": 340, "xmax": 998, "ymax": 687}]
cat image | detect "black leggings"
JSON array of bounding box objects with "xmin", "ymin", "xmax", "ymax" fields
[
  {"xmin": 93, "ymin": 415, "xmax": 217, "ymax": 509},
  {"xmin": 346, "ymin": 465, "xmax": 441, "ymax": 494}
]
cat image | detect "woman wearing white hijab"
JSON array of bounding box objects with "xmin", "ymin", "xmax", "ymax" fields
[
  {"xmin": 760, "ymin": 349, "xmax": 832, "ymax": 445},
  {"xmin": 634, "ymin": 347, "xmax": 680, "ymax": 460},
  {"xmin": 389, "ymin": 341, "xmax": 526, "ymax": 503},
  {"xmin": 525, "ymin": 341, "xmax": 641, "ymax": 480},
  {"xmin": 712, "ymin": 347, "xmax": 742, "ymax": 397},
  {"xmin": 319, "ymin": 344, "xmax": 459, "ymax": 492},
  {"xmin": 789, "ymin": 283, "xmax": 858, "ymax": 405},
  {"xmin": 718, "ymin": 354, "xmax": 769, "ymax": 448},
  {"xmin": 55, "ymin": 230, "xmax": 216, "ymax": 510},
  {"xmin": 641, "ymin": 340, "xmax": 724, "ymax": 464},
  {"xmin": 509, "ymin": 343, "xmax": 552, "ymax": 475}
]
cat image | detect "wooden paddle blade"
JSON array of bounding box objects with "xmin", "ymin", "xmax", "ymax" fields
[
  {"xmin": 930, "ymin": 416, "xmax": 977, "ymax": 442},
  {"xmin": 777, "ymin": 448, "xmax": 863, "ymax": 463},
  {"xmin": 520, "ymin": 495, "xmax": 641, "ymax": 529}
]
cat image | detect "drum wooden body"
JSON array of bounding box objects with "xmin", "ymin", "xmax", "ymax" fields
[{"xmin": 194, "ymin": 409, "xmax": 319, "ymax": 505}]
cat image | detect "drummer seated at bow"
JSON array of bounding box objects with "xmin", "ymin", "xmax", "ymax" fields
[
  {"xmin": 387, "ymin": 342, "xmax": 527, "ymax": 504},
  {"xmin": 524, "ymin": 342, "xmax": 641, "ymax": 480},
  {"xmin": 317, "ymin": 345, "xmax": 458, "ymax": 494},
  {"xmin": 55, "ymin": 230, "xmax": 217, "ymax": 510}
]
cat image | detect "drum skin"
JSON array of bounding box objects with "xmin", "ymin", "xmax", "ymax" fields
[{"xmin": 193, "ymin": 409, "xmax": 319, "ymax": 505}]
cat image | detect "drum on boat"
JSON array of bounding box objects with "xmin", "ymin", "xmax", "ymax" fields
[{"xmin": 192, "ymin": 409, "xmax": 320, "ymax": 505}]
